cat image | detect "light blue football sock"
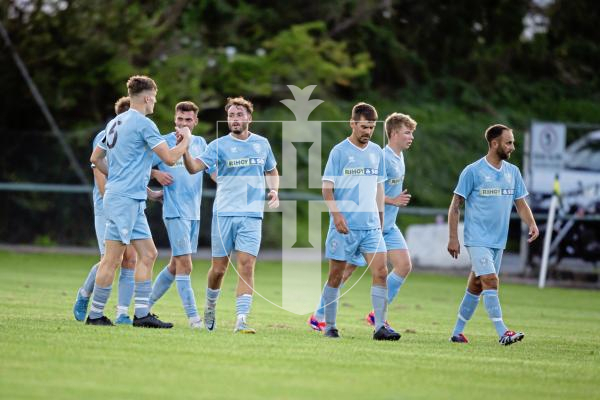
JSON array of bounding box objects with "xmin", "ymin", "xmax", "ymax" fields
[
  {"xmin": 206, "ymin": 287, "xmax": 220, "ymax": 309},
  {"xmin": 315, "ymin": 282, "xmax": 344, "ymax": 320},
  {"xmin": 117, "ymin": 268, "xmax": 135, "ymax": 316},
  {"xmin": 88, "ymin": 284, "xmax": 112, "ymax": 319},
  {"xmin": 149, "ymin": 266, "xmax": 175, "ymax": 308},
  {"xmin": 314, "ymin": 282, "xmax": 327, "ymax": 320},
  {"xmin": 482, "ymin": 289, "xmax": 508, "ymax": 337},
  {"xmin": 371, "ymin": 285, "xmax": 388, "ymax": 330},
  {"xmin": 236, "ymin": 294, "xmax": 253, "ymax": 317},
  {"xmin": 80, "ymin": 263, "xmax": 99, "ymax": 297},
  {"xmin": 386, "ymin": 271, "xmax": 405, "ymax": 304},
  {"xmin": 134, "ymin": 280, "xmax": 152, "ymax": 318},
  {"xmin": 176, "ymin": 274, "xmax": 199, "ymax": 319},
  {"xmin": 322, "ymin": 285, "xmax": 339, "ymax": 331},
  {"xmin": 452, "ymin": 290, "xmax": 480, "ymax": 337}
]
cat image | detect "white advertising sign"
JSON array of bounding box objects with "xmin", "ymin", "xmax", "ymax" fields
[{"xmin": 529, "ymin": 122, "xmax": 566, "ymax": 194}]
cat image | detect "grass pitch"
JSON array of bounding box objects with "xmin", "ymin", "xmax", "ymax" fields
[{"xmin": 0, "ymin": 251, "xmax": 599, "ymax": 400}]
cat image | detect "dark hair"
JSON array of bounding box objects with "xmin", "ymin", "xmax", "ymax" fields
[
  {"xmin": 225, "ymin": 96, "xmax": 254, "ymax": 114},
  {"xmin": 351, "ymin": 102, "xmax": 378, "ymax": 122},
  {"xmin": 126, "ymin": 75, "xmax": 157, "ymax": 96},
  {"xmin": 485, "ymin": 124, "xmax": 511, "ymax": 144},
  {"xmin": 175, "ymin": 101, "xmax": 199, "ymax": 114},
  {"xmin": 114, "ymin": 97, "xmax": 130, "ymax": 115}
]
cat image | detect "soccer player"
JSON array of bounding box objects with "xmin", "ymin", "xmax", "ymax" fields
[
  {"xmin": 73, "ymin": 97, "xmax": 139, "ymax": 325},
  {"xmin": 320, "ymin": 102, "xmax": 400, "ymax": 340},
  {"xmin": 447, "ymin": 124, "xmax": 539, "ymax": 345},
  {"xmin": 309, "ymin": 113, "xmax": 416, "ymax": 333},
  {"xmin": 183, "ymin": 96, "xmax": 279, "ymax": 334},
  {"xmin": 87, "ymin": 75, "xmax": 192, "ymax": 327},
  {"xmin": 147, "ymin": 101, "xmax": 208, "ymax": 329}
]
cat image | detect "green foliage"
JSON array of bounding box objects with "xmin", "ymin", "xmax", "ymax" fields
[{"xmin": 2, "ymin": 0, "xmax": 600, "ymax": 246}]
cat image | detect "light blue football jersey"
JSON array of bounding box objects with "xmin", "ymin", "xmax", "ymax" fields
[
  {"xmin": 322, "ymin": 139, "xmax": 386, "ymax": 230},
  {"xmin": 153, "ymin": 133, "xmax": 207, "ymax": 220},
  {"xmin": 454, "ymin": 157, "xmax": 528, "ymax": 249},
  {"xmin": 92, "ymin": 130, "xmax": 105, "ymax": 215},
  {"xmin": 383, "ymin": 145, "xmax": 405, "ymax": 232},
  {"xmin": 198, "ymin": 132, "xmax": 277, "ymax": 218},
  {"xmin": 98, "ymin": 109, "xmax": 165, "ymax": 200}
]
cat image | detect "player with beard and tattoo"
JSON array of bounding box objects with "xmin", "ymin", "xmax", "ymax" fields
[
  {"xmin": 447, "ymin": 124, "xmax": 539, "ymax": 345},
  {"xmin": 182, "ymin": 96, "xmax": 279, "ymax": 334}
]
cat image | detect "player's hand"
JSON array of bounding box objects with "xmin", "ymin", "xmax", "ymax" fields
[
  {"xmin": 393, "ymin": 189, "xmax": 411, "ymax": 207},
  {"xmin": 447, "ymin": 238, "xmax": 460, "ymax": 259},
  {"xmin": 333, "ymin": 213, "xmax": 349, "ymax": 234},
  {"xmin": 175, "ymin": 126, "xmax": 191, "ymax": 142},
  {"xmin": 147, "ymin": 188, "xmax": 164, "ymax": 203},
  {"xmin": 152, "ymin": 170, "xmax": 174, "ymax": 186},
  {"xmin": 528, "ymin": 224, "xmax": 539, "ymax": 243},
  {"xmin": 267, "ymin": 190, "xmax": 279, "ymax": 209}
]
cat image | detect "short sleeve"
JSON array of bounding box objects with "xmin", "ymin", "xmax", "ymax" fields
[
  {"xmin": 264, "ymin": 141, "xmax": 277, "ymax": 172},
  {"xmin": 377, "ymin": 149, "xmax": 386, "ymax": 184},
  {"xmin": 323, "ymin": 147, "xmax": 339, "ymax": 183},
  {"xmin": 97, "ymin": 131, "xmax": 108, "ymax": 151},
  {"xmin": 189, "ymin": 136, "xmax": 206, "ymax": 159},
  {"xmin": 513, "ymin": 167, "xmax": 528, "ymax": 199},
  {"xmin": 454, "ymin": 166, "xmax": 473, "ymax": 199},
  {"xmin": 141, "ymin": 119, "xmax": 165, "ymax": 149},
  {"xmin": 198, "ymin": 140, "xmax": 218, "ymax": 169}
]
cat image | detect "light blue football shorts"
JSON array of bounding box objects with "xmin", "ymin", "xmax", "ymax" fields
[
  {"xmin": 103, "ymin": 193, "xmax": 152, "ymax": 245},
  {"xmin": 325, "ymin": 228, "xmax": 386, "ymax": 264},
  {"xmin": 466, "ymin": 246, "xmax": 504, "ymax": 277},
  {"xmin": 164, "ymin": 218, "xmax": 200, "ymax": 256},
  {"xmin": 211, "ymin": 215, "xmax": 262, "ymax": 257},
  {"xmin": 94, "ymin": 213, "xmax": 106, "ymax": 255},
  {"xmin": 346, "ymin": 225, "xmax": 408, "ymax": 267},
  {"xmin": 383, "ymin": 225, "xmax": 408, "ymax": 251}
]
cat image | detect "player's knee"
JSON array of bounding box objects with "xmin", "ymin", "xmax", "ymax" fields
[
  {"xmin": 139, "ymin": 248, "xmax": 158, "ymax": 265},
  {"xmin": 342, "ymin": 270, "xmax": 354, "ymax": 282},
  {"xmin": 238, "ymin": 263, "xmax": 254, "ymax": 280},
  {"xmin": 373, "ymin": 270, "xmax": 387, "ymax": 284},
  {"xmin": 480, "ymin": 274, "xmax": 498, "ymax": 290},
  {"xmin": 122, "ymin": 250, "xmax": 137, "ymax": 267},
  {"xmin": 327, "ymin": 269, "xmax": 342, "ymax": 287},
  {"xmin": 121, "ymin": 255, "xmax": 136, "ymax": 269},
  {"xmin": 210, "ymin": 263, "xmax": 227, "ymax": 280},
  {"xmin": 101, "ymin": 257, "xmax": 121, "ymax": 272},
  {"xmin": 467, "ymin": 285, "xmax": 482, "ymax": 296},
  {"xmin": 176, "ymin": 258, "xmax": 193, "ymax": 275},
  {"xmin": 328, "ymin": 275, "xmax": 343, "ymax": 288},
  {"xmin": 401, "ymin": 262, "xmax": 413, "ymax": 276}
]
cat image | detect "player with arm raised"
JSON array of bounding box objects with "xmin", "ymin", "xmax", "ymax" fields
[
  {"xmin": 183, "ymin": 96, "xmax": 279, "ymax": 334},
  {"xmin": 146, "ymin": 101, "xmax": 209, "ymax": 329},
  {"xmin": 86, "ymin": 75, "xmax": 191, "ymax": 327}
]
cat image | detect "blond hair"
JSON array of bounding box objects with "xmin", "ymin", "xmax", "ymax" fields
[{"xmin": 384, "ymin": 112, "xmax": 417, "ymax": 139}]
